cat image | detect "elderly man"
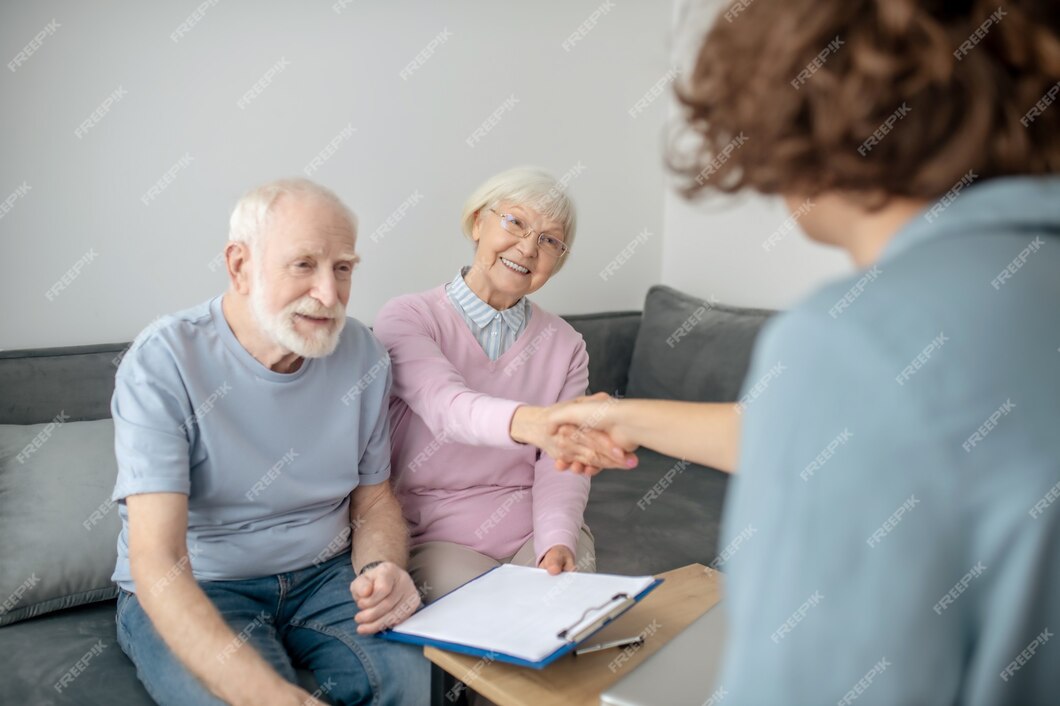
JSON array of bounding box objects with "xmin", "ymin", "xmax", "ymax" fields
[{"xmin": 110, "ymin": 178, "xmax": 429, "ymax": 706}]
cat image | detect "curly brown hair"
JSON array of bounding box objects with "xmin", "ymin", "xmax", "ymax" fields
[{"xmin": 670, "ymin": 0, "xmax": 1060, "ymax": 203}]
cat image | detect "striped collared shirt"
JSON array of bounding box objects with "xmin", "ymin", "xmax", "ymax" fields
[{"xmin": 446, "ymin": 267, "xmax": 531, "ymax": 360}]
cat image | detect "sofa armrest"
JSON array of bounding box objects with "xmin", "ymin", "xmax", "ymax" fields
[{"xmin": 561, "ymin": 311, "xmax": 641, "ymax": 396}]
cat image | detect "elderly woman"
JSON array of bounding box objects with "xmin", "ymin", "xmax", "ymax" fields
[{"xmin": 373, "ymin": 167, "xmax": 627, "ymax": 602}]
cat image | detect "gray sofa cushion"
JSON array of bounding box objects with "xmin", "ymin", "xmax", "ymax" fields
[
  {"xmin": 562, "ymin": 311, "xmax": 641, "ymax": 396},
  {"xmin": 0, "ymin": 601, "xmax": 152, "ymax": 705},
  {"xmin": 0, "ymin": 419, "xmax": 120, "ymax": 626},
  {"xmin": 626, "ymin": 285, "xmax": 774, "ymax": 402}
]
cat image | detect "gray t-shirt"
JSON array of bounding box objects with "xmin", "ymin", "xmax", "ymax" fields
[{"xmin": 110, "ymin": 296, "xmax": 392, "ymax": 592}]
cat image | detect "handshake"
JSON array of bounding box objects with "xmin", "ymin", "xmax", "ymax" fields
[
  {"xmin": 510, "ymin": 395, "xmax": 740, "ymax": 476},
  {"xmin": 509, "ymin": 392, "xmax": 640, "ymax": 476}
]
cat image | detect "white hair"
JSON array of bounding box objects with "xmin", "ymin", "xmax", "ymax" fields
[
  {"xmin": 460, "ymin": 167, "xmax": 578, "ymax": 269},
  {"xmin": 228, "ymin": 178, "xmax": 358, "ymax": 255}
]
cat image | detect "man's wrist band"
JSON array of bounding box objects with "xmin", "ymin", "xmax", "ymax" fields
[{"xmin": 358, "ymin": 560, "xmax": 384, "ymax": 576}]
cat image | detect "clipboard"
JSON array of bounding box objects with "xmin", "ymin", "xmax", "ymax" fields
[{"xmin": 379, "ymin": 564, "xmax": 663, "ymax": 669}]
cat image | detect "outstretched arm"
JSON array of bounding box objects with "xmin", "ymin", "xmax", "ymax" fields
[
  {"xmin": 373, "ymin": 298, "xmax": 526, "ymax": 448},
  {"xmin": 547, "ymin": 397, "xmax": 741, "ymax": 474},
  {"xmin": 374, "ymin": 297, "xmax": 633, "ymax": 468}
]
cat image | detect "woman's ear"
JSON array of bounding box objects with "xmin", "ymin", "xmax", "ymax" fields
[{"xmin": 470, "ymin": 209, "xmax": 483, "ymax": 244}]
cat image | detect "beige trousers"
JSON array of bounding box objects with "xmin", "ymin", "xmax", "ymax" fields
[{"xmin": 408, "ymin": 526, "xmax": 597, "ymax": 604}]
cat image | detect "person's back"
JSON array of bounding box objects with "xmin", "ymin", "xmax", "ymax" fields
[
  {"xmin": 551, "ymin": 1, "xmax": 1060, "ymax": 702},
  {"xmin": 720, "ymin": 175, "xmax": 1060, "ymax": 704}
]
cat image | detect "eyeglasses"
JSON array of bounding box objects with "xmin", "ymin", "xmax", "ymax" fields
[{"xmin": 488, "ymin": 209, "xmax": 570, "ymax": 259}]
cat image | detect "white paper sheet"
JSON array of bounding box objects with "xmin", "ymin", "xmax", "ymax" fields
[{"xmin": 390, "ymin": 564, "xmax": 656, "ymax": 663}]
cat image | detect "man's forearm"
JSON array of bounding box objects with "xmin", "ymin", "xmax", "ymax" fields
[
  {"xmin": 133, "ymin": 557, "xmax": 299, "ymax": 706},
  {"xmin": 351, "ymin": 487, "xmax": 410, "ymax": 571}
]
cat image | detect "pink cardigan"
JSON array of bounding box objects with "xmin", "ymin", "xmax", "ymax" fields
[{"xmin": 373, "ymin": 285, "xmax": 591, "ymax": 564}]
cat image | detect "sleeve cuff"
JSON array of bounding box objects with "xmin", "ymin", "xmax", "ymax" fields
[
  {"xmin": 480, "ymin": 397, "xmax": 524, "ymax": 449},
  {"xmin": 112, "ymin": 478, "xmax": 190, "ymax": 501},
  {"xmin": 534, "ymin": 528, "xmax": 580, "ymax": 566},
  {"xmin": 358, "ymin": 464, "xmax": 391, "ymax": 486}
]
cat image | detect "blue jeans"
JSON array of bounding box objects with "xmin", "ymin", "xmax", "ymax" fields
[{"xmin": 116, "ymin": 553, "xmax": 429, "ymax": 706}]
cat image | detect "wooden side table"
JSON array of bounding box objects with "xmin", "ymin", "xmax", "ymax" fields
[{"xmin": 425, "ymin": 563, "xmax": 722, "ymax": 706}]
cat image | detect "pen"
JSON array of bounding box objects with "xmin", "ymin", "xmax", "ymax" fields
[{"xmin": 574, "ymin": 636, "xmax": 645, "ymax": 656}]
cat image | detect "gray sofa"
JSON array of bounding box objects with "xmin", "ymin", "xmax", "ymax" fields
[{"xmin": 0, "ymin": 285, "xmax": 772, "ymax": 705}]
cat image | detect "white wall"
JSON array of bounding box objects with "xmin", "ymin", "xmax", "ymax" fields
[
  {"xmin": 659, "ymin": 0, "xmax": 853, "ymax": 311},
  {"xmin": 2, "ymin": 0, "xmax": 859, "ymax": 352},
  {"xmin": 661, "ymin": 192, "xmax": 853, "ymax": 311},
  {"xmin": 0, "ymin": 0, "xmax": 670, "ymax": 349}
]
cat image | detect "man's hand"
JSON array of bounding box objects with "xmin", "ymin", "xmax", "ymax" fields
[
  {"xmin": 273, "ymin": 684, "xmax": 328, "ymax": 706},
  {"xmin": 350, "ymin": 562, "xmax": 422, "ymax": 635},
  {"xmin": 539, "ymin": 545, "xmax": 577, "ymax": 575}
]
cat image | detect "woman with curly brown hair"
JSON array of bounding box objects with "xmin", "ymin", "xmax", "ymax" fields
[{"xmin": 547, "ymin": 1, "xmax": 1060, "ymax": 703}]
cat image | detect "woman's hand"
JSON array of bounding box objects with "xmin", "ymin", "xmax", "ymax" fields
[
  {"xmin": 539, "ymin": 545, "xmax": 577, "ymax": 575},
  {"xmin": 545, "ymin": 394, "xmax": 639, "ymax": 475},
  {"xmin": 552, "ymin": 397, "xmax": 743, "ymax": 474}
]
